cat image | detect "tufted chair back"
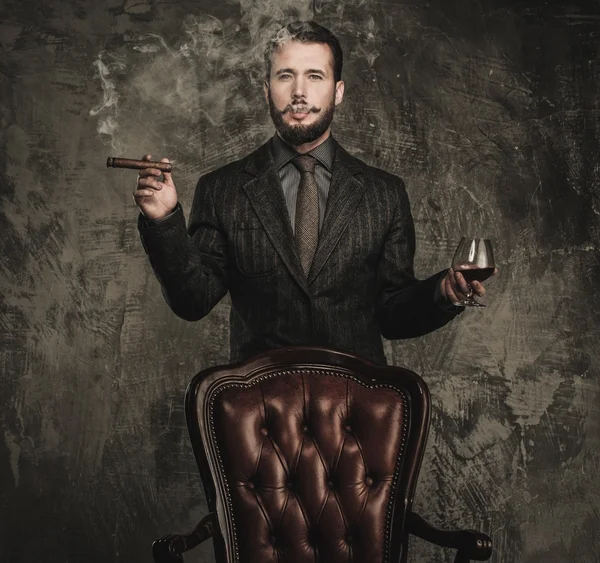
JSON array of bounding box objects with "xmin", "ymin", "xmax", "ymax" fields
[{"xmin": 186, "ymin": 347, "xmax": 429, "ymax": 563}]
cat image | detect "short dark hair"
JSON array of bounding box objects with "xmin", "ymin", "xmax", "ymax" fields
[{"xmin": 264, "ymin": 20, "xmax": 343, "ymax": 82}]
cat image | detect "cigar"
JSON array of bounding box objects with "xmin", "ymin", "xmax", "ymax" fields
[{"xmin": 106, "ymin": 157, "xmax": 173, "ymax": 172}]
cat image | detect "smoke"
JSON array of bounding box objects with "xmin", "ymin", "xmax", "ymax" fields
[{"xmin": 90, "ymin": 51, "xmax": 127, "ymax": 153}]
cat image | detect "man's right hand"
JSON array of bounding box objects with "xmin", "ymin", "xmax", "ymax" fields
[{"xmin": 134, "ymin": 154, "xmax": 178, "ymax": 220}]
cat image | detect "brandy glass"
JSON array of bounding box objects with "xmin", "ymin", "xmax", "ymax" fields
[{"xmin": 451, "ymin": 238, "xmax": 495, "ymax": 308}]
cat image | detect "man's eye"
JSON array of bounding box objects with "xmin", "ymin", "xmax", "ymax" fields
[
  {"xmin": 309, "ymin": 75, "xmax": 323, "ymax": 80},
  {"xmin": 278, "ymin": 74, "xmax": 292, "ymax": 80}
]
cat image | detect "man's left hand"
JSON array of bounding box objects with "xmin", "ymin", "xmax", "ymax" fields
[{"xmin": 439, "ymin": 267, "xmax": 498, "ymax": 306}]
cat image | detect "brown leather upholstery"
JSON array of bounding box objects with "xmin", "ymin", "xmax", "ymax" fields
[
  {"xmin": 153, "ymin": 346, "xmax": 493, "ymax": 563},
  {"xmin": 190, "ymin": 347, "xmax": 429, "ymax": 563}
]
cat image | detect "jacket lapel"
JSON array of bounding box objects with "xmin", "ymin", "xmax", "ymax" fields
[
  {"xmin": 307, "ymin": 144, "xmax": 366, "ymax": 284},
  {"xmin": 241, "ymin": 142, "xmax": 309, "ymax": 294}
]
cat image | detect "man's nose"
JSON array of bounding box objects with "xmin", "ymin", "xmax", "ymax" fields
[{"xmin": 292, "ymin": 77, "xmax": 307, "ymax": 98}]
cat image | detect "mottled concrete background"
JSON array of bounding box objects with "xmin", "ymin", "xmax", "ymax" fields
[{"xmin": 1, "ymin": 0, "xmax": 599, "ymax": 561}]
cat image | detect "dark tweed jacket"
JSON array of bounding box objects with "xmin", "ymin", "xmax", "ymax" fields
[{"xmin": 138, "ymin": 138, "xmax": 461, "ymax": 364}]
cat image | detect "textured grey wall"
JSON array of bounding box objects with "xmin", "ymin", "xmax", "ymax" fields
[{"xmin": 1, "ymin": 0, "xmax": 599, "ymax": 561}]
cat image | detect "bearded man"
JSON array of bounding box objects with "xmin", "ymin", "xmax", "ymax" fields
[{"xmin": 134, "ymin": 20, "xmax": 489, "ymax": 365}]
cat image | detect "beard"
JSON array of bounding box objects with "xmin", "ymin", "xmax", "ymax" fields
[{"xmin": 268, "ymin": 90, "xmax": 336, "ymax": 146}]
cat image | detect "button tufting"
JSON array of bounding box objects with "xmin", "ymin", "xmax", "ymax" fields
[
  {"xmin": 247, "ymin": 481, "xmax": 255, "ymax": 490},
  {"xmin": 327, "ymin": 479, "xmax": 334, "ymax": 489},
  {"xmin": 365, "ymin": 477, "xmax": 374, "ymax": 486},
  {"xmin": 260, "ymin": 427, "xmax": 268, "ymax": 436},
  {"xmin": 344, "ymin": 424, "xmax": 352, "ymax": 433}
]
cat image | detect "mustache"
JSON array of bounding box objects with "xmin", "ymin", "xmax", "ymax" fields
[{"xmin": 282, "ymin": 104, "xmax": 321, "ymax": 114}]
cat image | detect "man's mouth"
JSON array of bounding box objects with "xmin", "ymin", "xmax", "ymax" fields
[
  {"xmin": 290, "ymin": 111, "xmax": 310, "ymax": 120},
  {"xmin": 283, "ymin": 105, "xmax": 320, "ymax": 119}
]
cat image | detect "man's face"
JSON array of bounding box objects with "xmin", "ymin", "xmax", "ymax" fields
[{"xmin": 265, "ymin": 40, "xmax": 344, "ymax": 146}]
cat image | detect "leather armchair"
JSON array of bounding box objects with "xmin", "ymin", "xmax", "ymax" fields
[{"xmin": 153, "ymin": 346, "xmax": 493, "ymax": 563}]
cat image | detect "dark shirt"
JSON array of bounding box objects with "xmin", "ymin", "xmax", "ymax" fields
[{"xmin": 270, "ymin": 132, "xmax": 336, "ymax": 233}]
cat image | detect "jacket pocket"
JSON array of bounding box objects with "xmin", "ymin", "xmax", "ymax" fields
[{"xmin": 233, "ymin": 221, "xmax": 279, "ymax": 277}]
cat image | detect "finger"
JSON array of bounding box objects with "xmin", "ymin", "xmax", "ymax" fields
[
  {"xmin": 133, "ymin": 189, "xmax": 155, "ymax": 199},
  {"xmin": 137, "ymin": 177, "xmax": 163, "ymax": 190},
  {"xmin": 444, "ymin": 273, "xmax": 462, "ymax": 304},
  {"xmin": 453, "ymin": 270, "xmax": 470, "ymax": 294},
  {"xmin": 471, "ymin": 280, "xmax": 486, "ymax": 297},
  {"xmin": 142, "ymin": 154, "xmax": 152, "ymax": 161},
  {"xmin": 138, "ymin": 168, "xmax": 163, "ymax": 179},
  {"xmin": 448, "ymin": 272, "xmax": 470, "ymax": 302},
  {"xmin": 443, "ymin": 269, "xmax": 459, "ymax": 301},
  {"xmin": 160, "ymin": 157, "xmax": 173, "ymax": 185}
]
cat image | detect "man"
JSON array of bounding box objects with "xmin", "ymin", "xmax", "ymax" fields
[{"xmin": 134, "ymin": 20, "xmax": 491, "ymax": 365}]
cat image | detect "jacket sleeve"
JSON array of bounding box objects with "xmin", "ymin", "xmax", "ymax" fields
[
  {"xmin": 375, "ymin": 177, "xmax": 463, "ymax": 339},
  {"xmin": 137, "ymin": 175, "xmax": 229, "ymax": 321}
]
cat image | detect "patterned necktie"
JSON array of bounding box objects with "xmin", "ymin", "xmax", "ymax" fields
[{"xmin": 292, "ymin": 154, "xmax": 319, "ymax": 277}]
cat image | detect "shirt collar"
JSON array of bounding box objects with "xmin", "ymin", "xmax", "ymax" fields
[{"xmin": 270, "ymin": 132, "xmax": 336, "ymax": 172}]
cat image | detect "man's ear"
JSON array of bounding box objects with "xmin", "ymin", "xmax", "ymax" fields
[
  {"xmin": 263, "ymin": 81, "xmax": 269, "ymax": 103},
  {"xmin": 334, "ymin": 80, "xmax": 345, "ymax": 106}
]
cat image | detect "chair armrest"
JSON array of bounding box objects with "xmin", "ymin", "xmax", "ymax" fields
[
  {"xmin": 152, "ymin": 512, "xmax": 217, "ymax": 563},
  {"xmin": 406, "ymin": 511, "xmax": 492, "ymax": 562}
]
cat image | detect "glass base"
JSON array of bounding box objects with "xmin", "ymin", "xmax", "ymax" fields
[{"xmin": 454, "ymin": 298, "xmax": 486, "ymax": 308}]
